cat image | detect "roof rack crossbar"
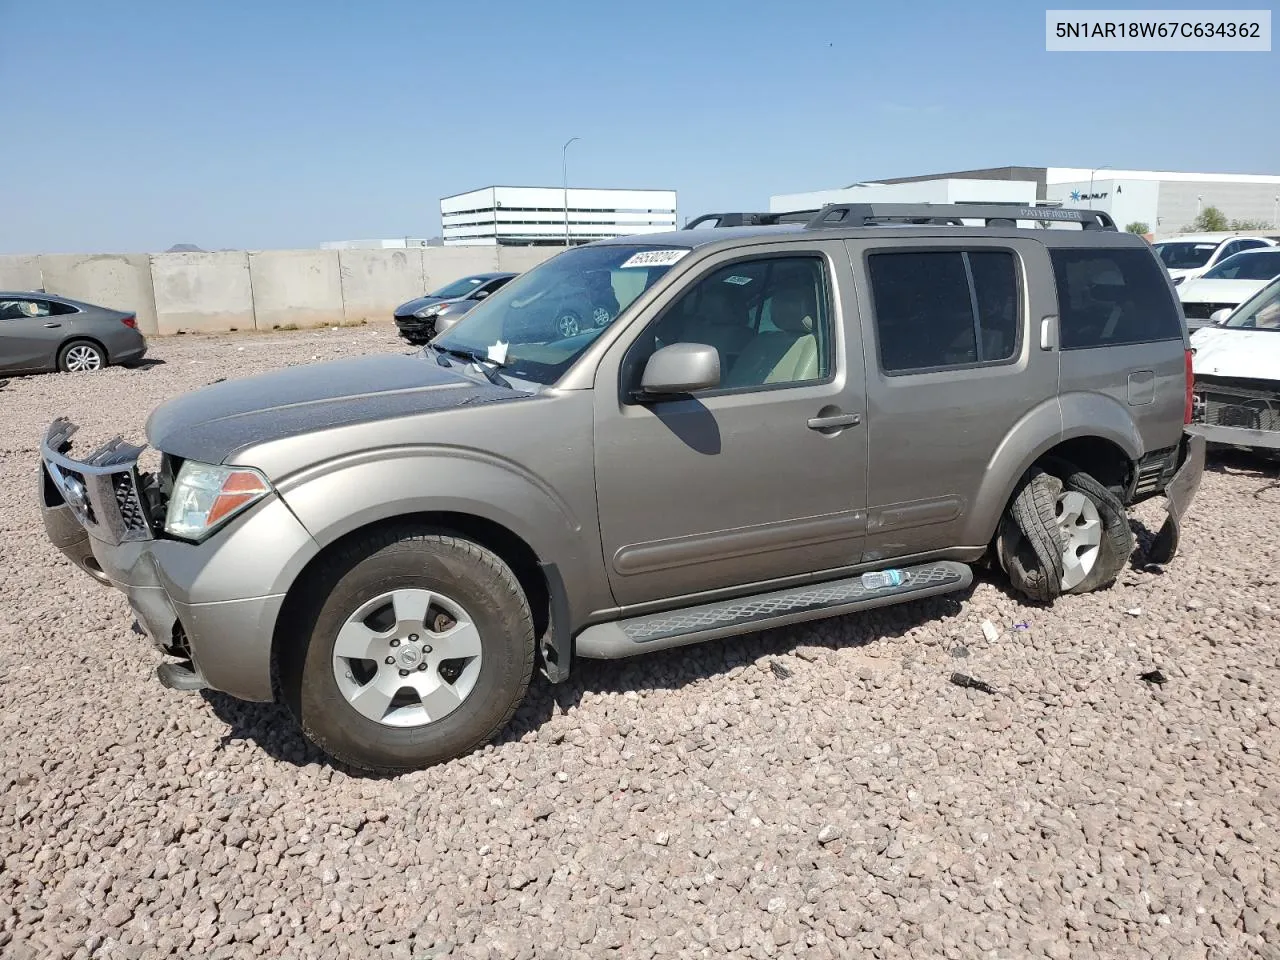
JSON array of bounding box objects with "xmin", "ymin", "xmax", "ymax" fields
[
  {"xmin": 804, "ymin": 203, "xmax": 1117, "ymax": 231},
  {"xmin": 683, "ymin": 210, "xmax": 819, "ymax": 230}
]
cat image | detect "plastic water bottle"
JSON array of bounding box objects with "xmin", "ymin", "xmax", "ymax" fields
[{"xmin": 861, "ymin": 569, "xmax": 905, "ymax": 590}]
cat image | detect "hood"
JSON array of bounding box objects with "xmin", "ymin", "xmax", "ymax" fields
[
  {"xmin": 1166, "ymin": 267, "xmax": 1198, "ymax": 280},
  {"xmin": 1178, "ymin": 278, "xmax": 1268, "ymax": 304},
  {"xmin": 1190, "ymin": 326, "xmax": 1280, "ymax": 381},
  {"xmin": 146, "ymin": 352, "xmax": 528, "ymax": 466},
  {"xmin": 395, "ymin": 294, "xmax": 455, "ymax": 315}
]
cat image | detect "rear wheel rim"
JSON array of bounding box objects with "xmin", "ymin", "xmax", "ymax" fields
[
  {"xmin": 65, "ymin": 345, "xmax": 103, "ymax": 372},
  {"xmin": 331, "ymin": 588, "xmax": 483, "ymax": 728},
  {"xmin": 1055, "ymin": 489, "xmax": 1102, "ymax": 591}
]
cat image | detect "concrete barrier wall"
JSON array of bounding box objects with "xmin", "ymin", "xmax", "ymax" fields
[
  {"xmin": 38, "ymin": 253, "xmax": 160, "ymax": 335},
  {"xmin": 248, "ymin": 250, "xmax": 344, "ymax": 330},
  {"xmin": 338, "ymin": 248, "xmax": 424, "ymax": 323},
  {"xmin": 2, "ymin": 245, "xmax": 566, "ymax": 335},
  {"xmin": 0, "ymin": 255, "xmax": 43, "ymax": 291},
  {"xmin": 152, "ymin": 252, "xmax": 255, "ymax": 334}
]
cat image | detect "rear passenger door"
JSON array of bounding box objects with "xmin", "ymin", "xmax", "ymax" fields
[{"xmin": 846, "ymin": 238, "xmax": 1059, "ymax": 560}]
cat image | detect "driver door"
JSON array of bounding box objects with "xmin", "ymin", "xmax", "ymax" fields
[{"xmin": 592, "ymin": 242, "xmax": 869, "ymax": 609}]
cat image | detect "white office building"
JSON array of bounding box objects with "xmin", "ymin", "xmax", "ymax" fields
[
  {"xmin": 441, "ymin": 186, "xmax": 678, "ymax": 246},
  {"xmin": 774, "ymin": 167, "xmax": 1280, "ymax": 236}
]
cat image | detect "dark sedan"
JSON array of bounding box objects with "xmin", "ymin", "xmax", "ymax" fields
[
  {"xmin": 0, "ymin": 292, "xmax": 147, "ymax": 374},
  {"xmin": 393, "ymin": 272, "xmax": 516, "ymax": 344}
]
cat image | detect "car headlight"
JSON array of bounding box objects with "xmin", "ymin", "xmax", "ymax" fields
[
  {"xmin": 414, "ymin": 302, "xmax": 450, "ymax": 319},
  {"xmin": 164, "ymin": 461, "xmax": 271, "ymax": 541}
]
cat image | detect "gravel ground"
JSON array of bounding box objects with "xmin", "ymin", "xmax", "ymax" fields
[{"xmin": 2, "ymin": 325, "xmax": 1279, "ymax": 960}]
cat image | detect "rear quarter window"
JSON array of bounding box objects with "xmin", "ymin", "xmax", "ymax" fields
[{"xmin": 1050, "ymin": 247, "xmax": 1182, "ymax": 349}]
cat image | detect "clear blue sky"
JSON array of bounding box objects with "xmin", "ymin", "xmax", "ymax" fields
[{"xmin": 1, "ymin": 0, "xmax": 1275, "ymax": 253}]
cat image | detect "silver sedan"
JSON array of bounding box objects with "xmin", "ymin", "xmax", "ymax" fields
[{"xmin": 0, "ymin": 291, "xmax": 148, "ymax": 374}]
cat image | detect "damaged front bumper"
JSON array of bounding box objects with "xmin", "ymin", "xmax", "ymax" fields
[{"xmin": 37, "ymin": 418, "xmax": 315, "ymax": 702}]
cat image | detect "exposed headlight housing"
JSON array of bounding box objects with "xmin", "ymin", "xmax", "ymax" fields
[
  {"xmin": 164, "ymin": 461, "xmax": 271, "ymax": 541},
  {"xmin": 414, "ymin": 302, "xmax": 450, "ymax": 319}
]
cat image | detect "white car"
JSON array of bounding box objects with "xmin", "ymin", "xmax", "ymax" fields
[
  {"xmin": 1178, "ymin": 248, "xmax": 1280, "ymax": 329},
  {"xmin": 1189, "ymin": 277, "xmax": 1280, "ymax": 452},
  {"xmin": 1154, "ymin": 233, "xmax": 1275, "ymax": 285}
]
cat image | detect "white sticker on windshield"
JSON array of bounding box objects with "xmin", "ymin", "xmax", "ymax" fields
[
  {"xmin": 619, "ymin": 249, "xmax": 690, "ymax": 269},
  {"xmin": 486, "ymin": 340, "xmax": 509, "ymax": 365},
  {"xmin": 723, "ymin": 275, "xmax": 753, "ymax": 285},
  {"xmin": 1196, "ymin": 244, "xmax": 1216, "ymax": 250}
]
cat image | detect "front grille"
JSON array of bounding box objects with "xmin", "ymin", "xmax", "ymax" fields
[
  {"xmin": 1182, "ymin": 302, "xmax": 1235, "ymax": 320},
  {"xmin": 112, "ymin": 472, "xmax": 149, "ymax": 536},
  {"xmin": 1197, "ymin": 381, "xmax": 1280, "ymax": 433}
]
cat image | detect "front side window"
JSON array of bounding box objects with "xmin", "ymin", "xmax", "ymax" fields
[
  {"xmin": 1200, "ymin": 250, "xmax": 1280, "ymax": 281},
  {"xmin": 0, "ymin": 299, "xmax": 53, "ymax": 320},
  {"xmin": 867, "ymin": 250, "xmax": 1019, "ymax": 373},
  {"xmin": 636, "ymin": 256, "xmax": 832, "ymax": 391},
  {"xmin": 433, "ymin": 244, "xmax": 684, "ymax": 384},
  {"xmin": 1051, "ymin": 247, "xmax": 1183, "ymax": 349}
]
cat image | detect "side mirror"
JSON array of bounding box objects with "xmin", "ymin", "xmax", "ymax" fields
[
  {"xmin": 639, "ymin": 343, "xmax": 720, "ymax": 397},
  {"xmin": 1210, "ymin": 308, "xmax": 1232, "ymax": 325},
  {"xmin": 472, "ymin": 289, "xmax": 489, "ymax": 300}
]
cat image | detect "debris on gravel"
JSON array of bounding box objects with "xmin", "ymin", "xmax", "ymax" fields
[{"xmin": 2, "ymin": 325, "xmax": 1279, "ymax": 958}]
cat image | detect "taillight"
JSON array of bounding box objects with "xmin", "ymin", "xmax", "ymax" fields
[
  {"xmin": 120, "ymin": 315, "xmax": 137, "ymax": 329},
  {"xmin": 1183, "ymin": 348, "xmax": 1195, "ymax": 425}
]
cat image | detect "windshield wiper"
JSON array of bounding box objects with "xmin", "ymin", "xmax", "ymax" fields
[{"xmin": 430, "ymin": 343, "xmax": 511, "ymax": 388}]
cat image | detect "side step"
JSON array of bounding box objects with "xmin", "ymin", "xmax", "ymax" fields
[{"xmin": 576, "ymin": 560, "xmax": 972, "ymax": 660}]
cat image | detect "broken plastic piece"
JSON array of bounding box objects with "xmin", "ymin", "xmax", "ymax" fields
[
  {"xmin": 1013, "ymin": 622, "xmax": 1030, "ymax": 631},
  {"xmin": 769, "ymin": 661, "xmax": 792, "ymax": 680},
  {"xmin": 981, "ymin": 620, "xmax": 1000, "ymax": 642},
  {"xmin": 1140, "ymin": 669, "xmax": 1167, "ymax": 685},
  {"xmin": 949, "ymin": 672, "xmax": 998, "ymax": 695}
]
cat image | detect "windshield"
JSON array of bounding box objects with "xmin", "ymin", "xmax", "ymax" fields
[
  {"xmin": 1222, "ymin": 279, "xmax": 1280, "ymax": 330},
  {"xmin": 1201, "ymin": 250, "xmax": 1280, "ymax": 281},
  {"xmin": 429, "ymin": 276, "xmax": 486, "ymax": 299},
  {"xmin": 431, "ymin": 244, "xmax": 688, "ymax": 384},
  {"xmin": 1154, "ymin": 241, "xmax": 1217, "ymax": 270}
]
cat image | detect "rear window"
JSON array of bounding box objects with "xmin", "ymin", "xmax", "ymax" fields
[{"xmin": 1050, "ymin": 248, "xmax": 1182, "ymax": 349}]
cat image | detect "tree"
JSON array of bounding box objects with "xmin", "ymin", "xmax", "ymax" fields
[
  {"xmin": 1188, "ymin": 206, "xmax": 1228, "ymax": 232},
  {"xmin": 1125, "ymin": 221, "xmax": 1150, "ymax": 235},
  {"xmin": 1229, "ymin": 218, "xmax": 1270, "ymax": 230}
]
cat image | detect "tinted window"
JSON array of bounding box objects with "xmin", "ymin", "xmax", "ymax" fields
[
  {"xmin": 867, "ymin": 250, "xmax": 1019, "ymax": 373},
  {"xmin": 638, "ymin": 256, "xmax": 832, "ymax": 391},
  {"xmin": 1154, "ymin": 242, "xmax": 1216, "ymax": 270},
  {"xmin": 1051, "ymin": 247, "xmax": 1182, "ymax": 349},
  {"xmin": 1200, "ymin": 250, "xmax": 1280, "ymax": 281}
]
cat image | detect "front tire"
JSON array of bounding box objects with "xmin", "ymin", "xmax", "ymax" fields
[{"xmin": 281, "ymin": 527, "xmax": 535, "ymax": 772}]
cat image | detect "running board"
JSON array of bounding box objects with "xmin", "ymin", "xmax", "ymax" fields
[{"xmin": 576, "ymin": 560, "xmax": 973, "ymax": 660}]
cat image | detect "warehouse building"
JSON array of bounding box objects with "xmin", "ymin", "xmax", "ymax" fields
[
  {"xmin": 441, "ymin": 186, "xmax": 678, "ymax": 246},
  {"xmin": 787, "ymin": 166, "xmax": 1280, "ymax": 235}
]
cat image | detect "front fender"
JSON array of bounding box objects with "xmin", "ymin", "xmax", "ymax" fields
[
  {"xmin": 275, "ymin": 446, "xmax": 603, "ymax": 624},
  {"xmin": 960, "ymin": 392, "xmax": 1143, "ymax": 546}
]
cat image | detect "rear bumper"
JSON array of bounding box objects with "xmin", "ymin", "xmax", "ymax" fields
[
  {"xmin": 1146, "ymin": 430, "xmax": 1205, "ymax": 565},
  {"xmin": 37, "ymin": 419, "xmax": 316, "ymax": 703},
  {"xmin": 1188, "ymin": 422, "xmax": 1280, "ymax": 451}
]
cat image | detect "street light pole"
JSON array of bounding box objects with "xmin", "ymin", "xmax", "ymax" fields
[
  {"xmin": 1088, "ymin": 165, "xmax": 1109, "ymax": 209},
  {"xmin": 562, "ymin": 137, "xmax": 580, "ymax": 248}
]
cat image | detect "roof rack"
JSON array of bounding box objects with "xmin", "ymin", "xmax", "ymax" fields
[
  {"xmin": 683, "ymin": 210, "xmax": 818, "ymax": 229},
  {"xmin": 804, "ymin": 203, "xmax": 1117, "ymax": 231}
]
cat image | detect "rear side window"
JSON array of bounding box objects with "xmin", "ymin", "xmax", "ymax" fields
[
  {"xmin": 1051, "ymin": 248, "xmax": 1182, "ymax": 349},
  {"xmin": 867, "ymin": 250, "xmax": 1019, "ymax": 373}
]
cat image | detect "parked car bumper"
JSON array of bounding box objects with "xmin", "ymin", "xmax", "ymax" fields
[
  {"xmin": 37, "ymin": 419, "xmax": 316, "ymax": 703},
  {"xmin": 1145, "ymin": 430, "xmax": 1206, "ymax": 564},
  {"xmin": 394, "ymin": 315, "xmax": 436, "ymax": 342}
]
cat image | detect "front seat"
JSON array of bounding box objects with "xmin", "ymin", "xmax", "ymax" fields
[{"xmin": 723, "ymin": 285, "xmax": 820, "ymax": 387}]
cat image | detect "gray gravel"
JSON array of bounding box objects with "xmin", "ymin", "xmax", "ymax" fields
[{"xmin": 2, "ymin": 325, "xmax": 1279, "ymax": 959}]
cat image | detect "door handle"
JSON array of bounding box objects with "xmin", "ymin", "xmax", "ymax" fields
[
  {"xmin": 43, "ymin": 322, "xmax": 61, "ymax": 328},
  {"xmin": 807, "ymin": 412, "xmax": 861, "ymax": 430}
]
